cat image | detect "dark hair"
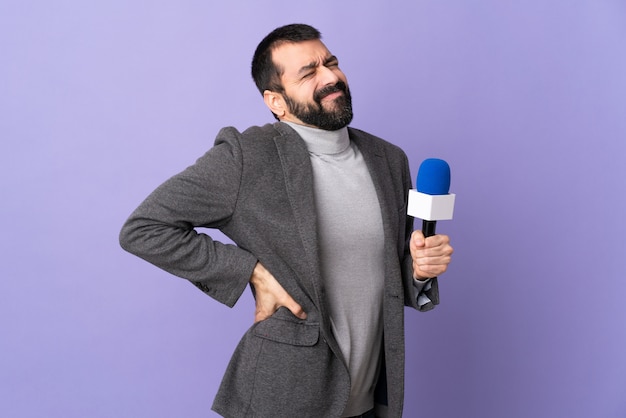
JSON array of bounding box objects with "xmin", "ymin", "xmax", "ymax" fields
[{"xmin": 251, "ymin": 24, "xmax": 322, "ymax": 95}]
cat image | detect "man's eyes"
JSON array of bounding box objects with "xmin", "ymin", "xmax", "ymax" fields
[{"xmin": 301, "ymin": 61, "xmax": 339, "ymax": 80}]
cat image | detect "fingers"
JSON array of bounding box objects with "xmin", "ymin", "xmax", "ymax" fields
[
  {"xmin": 413, "ymin": 258, "xmax": 451, "ymax": 279},
  {"xmin": 283, "ymin": 299, "xmax": 307, "ymax": 320},
  {"xmin": 411, "ymin": 232, "xmax": 452, "ymax": 256},
  {"xmin": 410, "ymin": 229, "xmax": 425, "ymax": 249},
  {"xmin": 250, "ymin": 262, "xmax": 306, "ymax": 323},
  {"xmin": 254, "ymin": 307, "xmax": 269, "ymax": 323},
  {"xmin": 254, "ymin": 294, "xmax": 307, "ymax": 323},
  {"xmin": 411, "ymin": 233, "xmax": 453, "ymax": 280}
]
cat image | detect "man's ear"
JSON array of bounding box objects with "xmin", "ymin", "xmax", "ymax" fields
[{"xmin": 263, "ymin": 90, "xmax": 286, "ymax": 118}]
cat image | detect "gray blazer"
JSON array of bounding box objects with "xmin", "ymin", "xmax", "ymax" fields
[{"xmin": 119, "ymin": 122, "xmax": 439, "ymax": 417}]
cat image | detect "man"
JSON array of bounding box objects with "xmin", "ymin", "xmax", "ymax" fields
[{"xmin": 120, "ymin": 23, "xmax": 453, "ymax": 418}]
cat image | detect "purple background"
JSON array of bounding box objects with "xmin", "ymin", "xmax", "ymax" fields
[{"xmin": 2, "ymin": 1, "xmax": 625, "ymax": 417}]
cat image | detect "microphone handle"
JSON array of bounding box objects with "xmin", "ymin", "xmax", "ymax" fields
[
  {"xmin": 421, "ymin": 220, "xmax": 439, "ymax": 283},
  {"xmin": 422, "ymin": 220, "xmax": 437, "ymax": 238}
]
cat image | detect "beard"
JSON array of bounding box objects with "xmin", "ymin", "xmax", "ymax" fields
[{"xmin": 283, "ymin": 81, "xmax": 353, "ymax": 131}]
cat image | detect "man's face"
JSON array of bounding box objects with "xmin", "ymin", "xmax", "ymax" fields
[{"xmin": 269, "ymin": 39, "xmax": 353, "ymax": 131}]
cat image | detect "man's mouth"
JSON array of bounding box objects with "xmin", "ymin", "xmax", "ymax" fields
[
  {"xmin": 320, "ymin": 90, "xmax": 343, "ymax": 101},
  {"xmin": 315, "ymin": 83, "xmax": 346, "ymax": 103}
]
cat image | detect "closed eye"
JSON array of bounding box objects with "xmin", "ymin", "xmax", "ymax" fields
[
  {"xmin": 325, "ymin": 56, "xmax": 339, "ymax": 68},
  {"xmin": 297, "ymin": 55, "xmax": 340, "ymax": 81}
]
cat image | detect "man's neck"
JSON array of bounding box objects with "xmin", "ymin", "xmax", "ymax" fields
[{"xmin": 283, "ymin": 121, "xmax": 349, "ymax": 155}]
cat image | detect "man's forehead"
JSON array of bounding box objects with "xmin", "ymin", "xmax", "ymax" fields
[{"xmin": 272, "ymin": 39, "xmax": 332, "ymax": 72}]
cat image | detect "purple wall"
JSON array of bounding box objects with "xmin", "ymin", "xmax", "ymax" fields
[{"xmin": 2, "ymin": 1, "xmax": 625, "ymax": 417}]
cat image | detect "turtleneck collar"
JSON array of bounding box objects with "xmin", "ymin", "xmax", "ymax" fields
[{"xmin": 283, "ymin": 121, "xmax": 350, "ymax": 155}]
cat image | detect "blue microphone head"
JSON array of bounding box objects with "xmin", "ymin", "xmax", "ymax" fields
[{"xmin": 416, "ymin": 158, "xmax": 451, "ymax": 195}]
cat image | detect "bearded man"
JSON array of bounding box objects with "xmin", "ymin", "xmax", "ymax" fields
[{"xmin": 120, "ymin": 23, "xmax": 453, "ymax": 418}]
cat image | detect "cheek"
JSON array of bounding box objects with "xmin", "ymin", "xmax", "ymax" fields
[
  {"xmin": 290, "ymin": 83, "xmax": 316, "ymax": 101},
  {"xmin": 302, "ymin": 85, "xmax": 320, "ymax": 103}
]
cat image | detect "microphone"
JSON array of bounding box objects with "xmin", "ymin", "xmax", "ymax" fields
[{"xmin": 407, "ymin": 158, "xmax": 455, "ymax": 237}]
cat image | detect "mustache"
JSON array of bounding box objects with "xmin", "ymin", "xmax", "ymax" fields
[{"xmin": 314, "ymin": 81, "xmax": 348, "ymax": 102}]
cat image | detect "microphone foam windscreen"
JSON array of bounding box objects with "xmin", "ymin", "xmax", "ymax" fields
[{"xmin": 416, "ymin": 158, "xmax": 451, "ymax": 195}]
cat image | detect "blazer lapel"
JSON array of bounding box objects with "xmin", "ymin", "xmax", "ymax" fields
[
  {"xmin": 272, "ymin": 124, "xmax": 327, "ymax": 317},
  {"xmin": 350, "ymin": 130, "xmax": 397, "ymax": 242}
]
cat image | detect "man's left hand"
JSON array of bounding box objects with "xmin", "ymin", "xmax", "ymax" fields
[{"xmin": 410, "ymin": 230, "xmax": 453, "ymax": 280}]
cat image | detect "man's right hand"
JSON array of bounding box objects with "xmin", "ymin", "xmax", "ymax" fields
[{"xmin": 249, "ymin": 262, "xmax": 307, "ymax": 323}]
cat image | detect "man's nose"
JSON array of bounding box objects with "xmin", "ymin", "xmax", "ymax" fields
[{"xmin": 318, "ymin": 65, "xmax": 340, "ymax": 86}]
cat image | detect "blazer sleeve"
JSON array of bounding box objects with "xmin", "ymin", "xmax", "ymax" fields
[{"xmin": 119, "ymin": 127, "xmax": 257, "ymax": 307}]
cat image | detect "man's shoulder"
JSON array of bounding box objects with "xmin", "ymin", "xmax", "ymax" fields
[
  {"xmin": 212, "ymin": 123, "xmax": 285, "ymax": 149},
  {"xmin": 216, "ymin": 122, "xmax": 298, "ymax": 144},
  {"xmin": 216, "ymin": 122, "xmax": 279, "ymax": 139}
]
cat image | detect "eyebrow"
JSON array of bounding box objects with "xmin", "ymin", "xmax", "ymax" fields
[{"xmin": 297, "ymin": 55, "xmax": 339, "ymax": 77}]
